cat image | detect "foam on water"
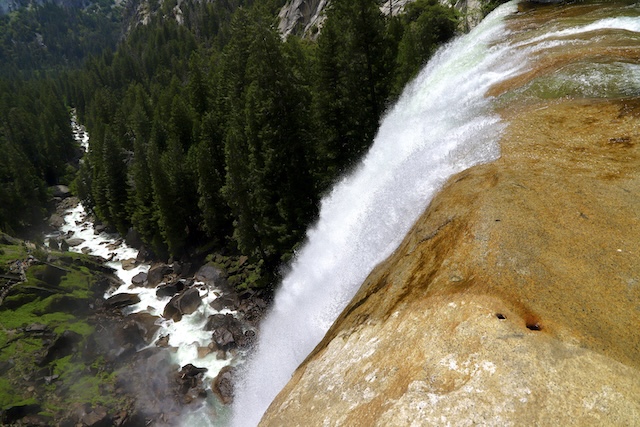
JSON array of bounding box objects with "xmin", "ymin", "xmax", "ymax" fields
[{"xmin": 54, "ymin": 121, "xmax": 242, "ymax": 397}]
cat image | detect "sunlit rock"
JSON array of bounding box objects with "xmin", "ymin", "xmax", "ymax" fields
[{"xmin": 260, "ymin": 98, "xmax": 640, "ymax": 427}]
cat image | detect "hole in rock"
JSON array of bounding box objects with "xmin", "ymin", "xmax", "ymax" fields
[
  {"xmin": 526, "ymin": 323, "xmax": 542, "ymax": 331},
  {"xmin": 496, "ymin": 313, "xmax": 506, "ymax": 320}
]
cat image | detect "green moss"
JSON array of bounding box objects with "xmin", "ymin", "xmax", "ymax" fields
[
  {"xmin": 55, "ymin": 358, "xmax": 122, "ymax": 408},
  {"xmin": 53, "ymin": 321, "xmax": 94, "ymax": 337},
  {"xmin": 0, "ymin": 297, "xmax": 73, "ymax": 330},
  {"xmin": 0, "ymin": 391, "xmax": 37, "ymax": 411},
  {"xmin": 0, "ymin": 243, "xmax": 27, "ymax": 267},
  {"xmin": 0, "ymin": 378, "xmax": 15, "ymax": 408},
  {"xmin": 0, "ymin": 238, "xmax": 130, "ymax": 420},
  {"xmin": 52, "ymin": 355, "xmax": 74, "ymax": 377}
]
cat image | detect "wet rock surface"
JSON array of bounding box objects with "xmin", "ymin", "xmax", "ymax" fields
[
  {"xmin": 212, "ymin": 365, "xmax": 236, "ymax": 405},
  {"xmin": 105, "ymin": 292, "xmax": 141, "ymax": 309},
  {"xmin": 260, "ymin": 99, "xmax": 640, "ymax": 426},
  {"xmin": 162, "ymin": 287, "xmax": 202, "ymax": 321}
]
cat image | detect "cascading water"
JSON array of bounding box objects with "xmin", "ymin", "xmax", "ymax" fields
[
  {"xmin": 228, "ymin": 0, "xmax": 640, "ymax": 423},
  {"xmin": 55, "ymin": 2, "xmax": 640, "ymax": 425},
  {"xmin": 231, "ymin": 2, "xmax": 526, "ymax": 426},
  {"xmin": 55, "ymin": 115, "xmax": 242, "ymax": 425}
]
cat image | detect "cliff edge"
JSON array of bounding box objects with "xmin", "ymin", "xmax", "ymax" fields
[{"xmin": 260, "ymin": 97, "xmax": 640, "ymax": 425}]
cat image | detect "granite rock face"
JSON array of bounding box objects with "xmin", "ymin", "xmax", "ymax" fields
[
  {"xmin": 260, "ymin": 98, "xmax": 640, "ymax": 425},
  {"xmin": 277, "ymin": 0, "xmax": 492, "ymax": 39},
  {"xmin": 278, "ymin": 0, "xmax": 329, "ymax": 39}
]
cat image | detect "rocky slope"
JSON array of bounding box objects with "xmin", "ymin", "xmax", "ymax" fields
[
  {"xmin": 0, "ymin": 227, "xmax": 267, "ymax": 425},
  {"xmin": 259, "ymin": 2, "xmax": 640, "ymax": 423}
]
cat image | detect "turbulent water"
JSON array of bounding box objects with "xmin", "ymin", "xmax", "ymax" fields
[
  {"xmin": 55, "ymin": 117, "xmax": 239, "ymax": 425},
  {"xmin": 57, "ymin": 2, "xmax": 640, "ymax": 426},
  {"xmin": 231, "ymin": 1, "xmax": 640, "ymax": 425},
  {"xmin": 231, "ymin": 3, "xmax": 522, "ymax": 426}
]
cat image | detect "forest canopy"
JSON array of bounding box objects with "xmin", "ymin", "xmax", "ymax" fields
[{"xmin": 1, "ymin": 0, "xmax": 461, "ymax": 289}]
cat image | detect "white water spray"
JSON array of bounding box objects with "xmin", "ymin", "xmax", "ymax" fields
[{"xmin": 231, "ymin": 3, "xmax": 525, "ymax": 426}]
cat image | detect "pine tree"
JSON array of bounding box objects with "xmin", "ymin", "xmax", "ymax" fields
[
  {"xmin": 94, "ymin": 126, "xmax": 130, "ymax": 235},
  {"xmin": 314, "ymin": 0, "xmax": 393, "ymax": 189},
  {"xmin": 222, "ymin": 9, "xmax": 317, "ymax": 274},
  {"xmin": 393, "ymin": 0, "xmax": 457, "ymax": 93},
  {"xmin": 195, "ymin": 111, "xmax": 231, "ymax": 245}
]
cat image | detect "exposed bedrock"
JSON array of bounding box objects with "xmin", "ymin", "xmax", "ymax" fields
[{"xmin": 260, "ymin": 99, "xmax": 640, "ymax": 426}]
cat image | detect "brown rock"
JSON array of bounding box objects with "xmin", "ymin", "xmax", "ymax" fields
[
  {"xmin": 197, "ymin": 347, "xmax": 212, "ymax": 358},
  {"xmin": 176, "ymin": 364, "xmax": 208, "ymax": 403},
  {"xmin": 212, "ymin": 365, "xmax": 235, "ymax": 405},
  {"xmin": 155, "ymin": 334, "xmax": 170, "ymax": 348},
  {"xmin": 128, "ymin": 312, "xmax": 161, "ymax": 343},
  {"xmin": 48, "ymin": 213, "xmax": 65, "ymax": 229},
  {"xmin": 260, "ymin": 96, "xmax": 640, "ymax": 423},
  {"xmin": 195, "ymin": 263, "xmax": 227, "ymax": 286},
  {"xmin": 121, "ymin": 258, "xmax": 137, "ymax": 271},
  {"xmin": 104, "ymin": 293, "xmax": 140, "ymax": 310},
  {"xmin": 65, "ymin": 237, "xmax": 85, "ymax": 247},
  {"xmin": 147, "ymin": 263, "xmax": 171, "ymax": 287},
  {"xmin": 156, "ymin": 281, "xmax": 185, "ymax": 298},
  {"xmin": 162, "ymin": 288, "xmax": 202, "ymax": 322},
  {"xmin": 131, "ymin": 272, "xmax": 147, "ymax": 286}
]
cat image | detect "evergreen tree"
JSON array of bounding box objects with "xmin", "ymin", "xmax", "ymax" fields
[
  {"xmin": 93, "ymin": 126, "xmax": 130, "ymax": 234},
  {"xmin": 393, "ymin": 0, "xmax": 457, "ymax": 94},
  {"xmin": 195, "ymin": 111, "xmax": 231, "ymax": 245},
  {"xmin": 128, "ymin": 97, "xmax": 162, "ymax": 250},
  {"xmin": 314, "ymin": 0, "xmax": 393, "ymax": 189},
  {"xmin": 222, "ymin": 9, "xmax": 317, "ymax": 274}
]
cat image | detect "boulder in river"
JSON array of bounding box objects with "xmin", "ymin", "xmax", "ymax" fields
[
  {"xmin": 195, "ymin": 264, "xmax": 227, "ymax": 286},
  {"xmin": 48, "ymin": 213, "xmax": 65, "ymax": 229},
  {"xmin": 147, "ymin": 263, "xmax": 171, "ymax": 287},
  {"xmin": 162, "ymin": 288, "xmax": 202, "ymax": 322},
  {"xmin": 104, "ymin": 293, "xmax": 141, "ymax": 310},
  {"xmin": 121, "ymin": 258, "xmax": 137, "ymax": 271},
  {"xmin": 205, "ymin": 313, "xmax": 249, "ymax": 350},
  {"xmin": 131, "ymin": 272, "xmax": 147, "ymax": 286},
  {"xmin": 65, "ymin": 237, "xmax": 85, "ymax": 247},
  {"xmin": 175, "ymin": 364, "xmax": 208, "ymax": 404},
  {"xmin": 209, "ymin": 294, "xmax": 239, "ymax": 311},
  {"xmin": 212, "ymin": 365, "xmax": 235, "ymax": 405},
  {"xmin": 156, "ymin": 280, "xmax": 185, "ymax": 298}
]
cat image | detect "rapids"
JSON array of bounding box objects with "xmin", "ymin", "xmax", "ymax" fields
[{"xmin": 52, "ymin": 116, "xmax": 241, "ymax": 424}]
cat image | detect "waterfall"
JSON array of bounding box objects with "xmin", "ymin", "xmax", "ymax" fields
[{"xmin": 230, "ymin": 2, "xmax": 525, "ymax": 425}]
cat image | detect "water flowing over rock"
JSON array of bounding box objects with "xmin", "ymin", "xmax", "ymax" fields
[
  {"xmin": 257, "ymin": 2, "xmax": 640, "ymax": 425},
  {"xmin": 162, "ymin": 287, "xmax": 202, "ymax": 322}
]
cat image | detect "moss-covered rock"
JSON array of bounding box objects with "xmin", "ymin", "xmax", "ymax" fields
[{"xmin": 0, "ymin": 240, "xmax": 131, "ymax": 424}]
